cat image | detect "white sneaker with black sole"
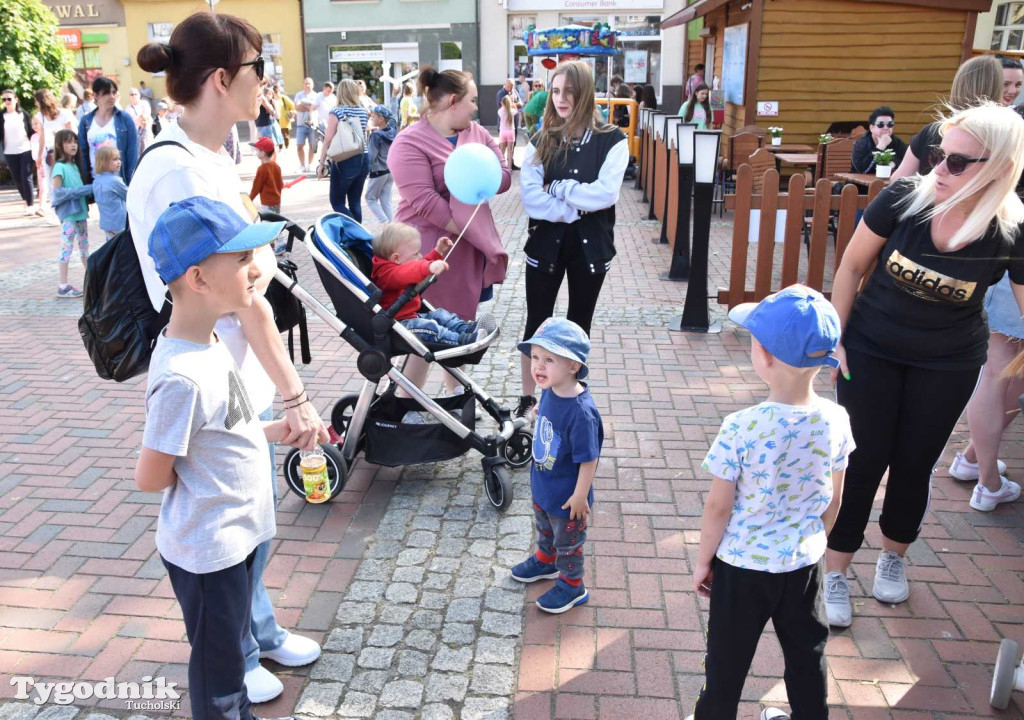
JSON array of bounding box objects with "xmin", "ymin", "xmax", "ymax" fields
[
  {"xmin": 873, "ymin": 550, "xmax": 909, "ymax": 604},
  {"xmin": 949, "ymin": 452, "xmax": 1006, "ymax": 481},
  {"xmin": 969, "ymin": 477, "xmax": 1021, "ymax": 512},
  {"xmin": 824, "ymin": 571, "xmax": 852, "ymax": 628}
]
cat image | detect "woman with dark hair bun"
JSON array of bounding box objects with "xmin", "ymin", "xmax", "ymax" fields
[{"xmin": 126, "ymin": 10, "xmax": 327, "ymax": 714}]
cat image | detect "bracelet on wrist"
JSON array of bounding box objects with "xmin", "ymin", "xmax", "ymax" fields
[
  {"xmin": 284, "ymin": 398, "xmax": 310, "ymax": 411},
  {"xmin": 283, "ymin": 389, "xmax": 306, "ymax": 403}
]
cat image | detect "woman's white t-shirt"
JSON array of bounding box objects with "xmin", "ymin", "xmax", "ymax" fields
[
  {"xmin": 37, "ymin": 109, "xmax": 76, "ymax": 149},
  {"xmin": 3, "ymin": 113, "xmax": 31, "ymax": 154},
  {"xmin": 87, "ymin": 115, "xmax": 117, "ymax": 168},
  {"xmin": 126, "ymin": 121, "xmax": 277, "ymax": 411}
]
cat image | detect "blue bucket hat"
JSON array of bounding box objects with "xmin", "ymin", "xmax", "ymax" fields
[
  {"xmin": 517, "ymin": 318, "xmax": 591, "ymax": 379},
  {"xmin": 728, "ymin": 285, "xmax": 841, "ymax": 369},
  {"xmin": 149, "ymin": 196, "xmax": 284, "ymax": 284}
]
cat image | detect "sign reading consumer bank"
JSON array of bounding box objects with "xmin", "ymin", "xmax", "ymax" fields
[{"xmin": 507, "ymin": 0, "xmax": 662, "ymax": 10}]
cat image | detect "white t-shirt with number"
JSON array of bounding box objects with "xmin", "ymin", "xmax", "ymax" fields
[{"xmin": 126, "ymin": 121, "xmax": 277, "ymax": 412}]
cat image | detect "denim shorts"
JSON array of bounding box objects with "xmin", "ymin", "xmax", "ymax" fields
[
  {"xmin": 985, "ymin": 273, "xmax": 1024, "ymax": 339},
  {"xmin": 294, "ymin": 124, "xmax": 318, "ymax": 148}
]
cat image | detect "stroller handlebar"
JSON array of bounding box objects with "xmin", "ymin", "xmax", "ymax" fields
[{"xmin": 384, "ymin": 273, "xmax": 439, "ymax": 320}]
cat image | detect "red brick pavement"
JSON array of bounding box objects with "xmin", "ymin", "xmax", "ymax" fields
[{"xmin": 0, "ymin": 144, "xmax": 1022, "ymax": 719}]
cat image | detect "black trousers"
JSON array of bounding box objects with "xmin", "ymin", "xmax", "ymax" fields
[
  {"xmin": 828, "ymin": 347, "xmax": 979, "ymax": 553},
  {"xmin": 523, "ymin": 226, "xmax": 607, "ymax": 341},
  {"xmin": 162, "ymin": 551, "xmax": 257, "ymax": 720},
  {"xmin": 4, "ymin": 151, "xmax": 35, "ymax": 206},
  {"xmin": 693, "ymin": 560, "xmax": 829, "ymax": 720}
]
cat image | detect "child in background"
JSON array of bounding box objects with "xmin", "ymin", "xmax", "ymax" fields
[
  {"xmin": 50, "ymin": 129, "xmax": 92, "ymax": 298},
  {"xmin": 92, "ymin": 145, "xmax": 128, "ymax": 239},
  {"xmin": 399, "ymin": 83, "xmax": 419, "ymax": 129},
  {"xmin": 248, "ymin": 136, "xmax": 285, "ymax": 254},
  {"xmin": 370, "ymin": 222, "xmax": 494, "ymax": 346},
  {"xmin": 511, "ymin": 318, "xmax": 602, "ymax": 614},
  {"xmin": 365, "ymin": 104, "xmax": 397, "ymax": 222},
  {"xmin": 688, "ymin": 286, "xmax": 854, "ymax": 720},
  {"xmin": 498, "ymin": 94, "xmax": 518, "ymax": 170},
  {"xmin": 134, "ymin": 196, "xmax": 295, "ymax": 720}
]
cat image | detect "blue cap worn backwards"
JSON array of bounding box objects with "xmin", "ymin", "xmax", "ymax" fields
[
  {"xmin": 728, "ymin": 285, "xmax": 841, "ymax": 369},
  {"xmin": 148, "ymin": 197, "xmax": 285, "ymax": 284},
  {"xmin": 517, "ymin": 317, "xmax": 591, "ymax": 379}
]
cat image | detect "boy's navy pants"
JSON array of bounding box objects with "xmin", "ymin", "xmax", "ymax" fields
[
  {"xmin": 693, "ymin": 559, "xmax": 829, "ymax": 719},
  {"xmin": 534, "ymin": 503, "xmax": 587, "ymax": 586},
  {"xmin": 162, "ymin": 550, "xmax": 257, "ymax": 720}
]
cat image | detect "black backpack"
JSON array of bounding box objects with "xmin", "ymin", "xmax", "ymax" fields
[
  {"xmin": 78, "ymin": 141, "xmax": 190, "ymax": 382},
  {"xmin": 265, "ymin": 256, "xmax": 312, "ymax": 365}
]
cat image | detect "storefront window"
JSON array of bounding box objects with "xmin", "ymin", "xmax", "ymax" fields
[
  {"xmin": 992, "ymin": 2, "xmax": 1024, "ymax": 51},
  {"xmin": 613, "ymin": 15, "xmax": 661, "ymax": 37},
  {"xmin": 509, "ymin": 15, "xmax": 535, "ymax": 79},
  {"xmin": 440, "ymin": 42, "xmax": 463, "ymax": 72},
  {"xmin": 329, "ymin": 45, "xmax": 385, "ymax": 103},
  {"xmin": 612, "ymin": 41, "xmax": 661, "ymax": 101}
]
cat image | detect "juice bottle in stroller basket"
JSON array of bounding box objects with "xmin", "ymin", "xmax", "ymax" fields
[{"xmin": 300, "ymin": 447, "xmax": 330, "ymax": 503}]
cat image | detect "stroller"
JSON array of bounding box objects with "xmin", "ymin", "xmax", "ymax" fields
[{"xmin": 267, "ymin": 212, "xmax": 533, "ymax": 511}]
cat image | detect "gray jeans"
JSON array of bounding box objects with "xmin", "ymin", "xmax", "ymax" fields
[
  {"xmin": 534, "ymin": 503, "xmax": 587, "ymax": 585},
  {"xmin": 365, "ymin": 172, "xmax": 394, "ymax": 222}
]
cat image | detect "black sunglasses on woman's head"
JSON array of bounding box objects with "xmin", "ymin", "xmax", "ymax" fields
[{"xmin": 928, "ymin": 145, "xmax": 989, "ymax": 176}]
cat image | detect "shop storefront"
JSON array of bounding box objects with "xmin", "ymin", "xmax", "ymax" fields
[
  {"xmin": 42, "ymin": 0, "xmax": 132, "ymax": 92},
  {"xmin": 482, "ymin": 0, "xmax": 684, "ymax": 125}
]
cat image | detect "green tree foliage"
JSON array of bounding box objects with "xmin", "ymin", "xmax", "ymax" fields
[{"xmin": 0, "ymin": 0, "xmax": 74, "ymax": 109}]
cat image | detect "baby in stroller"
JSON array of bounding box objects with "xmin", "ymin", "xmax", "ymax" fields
[{"xmin": 371, "ymin": 221, "xmax": 496, "ymax": 346}]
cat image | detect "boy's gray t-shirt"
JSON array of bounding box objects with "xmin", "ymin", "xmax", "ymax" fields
[{"xmin": 143, "ymin": 332, "xmax": 275, "ymax": 575}]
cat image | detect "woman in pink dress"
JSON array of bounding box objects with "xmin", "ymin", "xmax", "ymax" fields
[{"xmin": 387, "ymin": 67, "xmax": 512, "ymax": 391}]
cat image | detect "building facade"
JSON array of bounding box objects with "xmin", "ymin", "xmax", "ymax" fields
[
  {"xmin": 478, "ymin": 0, "xmax": 686, "ymax": 126},
  {"xmin": 121, "ymin": 0, "xmax": 305, "ymax": 99},
  {"xmin": 42, "ymin": 0, "xmax": 133, "ymax": 91},
  {"xmin": 302, "ymin": 0, "xmax": 479, "ymax": 109}
]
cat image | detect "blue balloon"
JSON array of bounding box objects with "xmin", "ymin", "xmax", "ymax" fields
[{"xmin": 444, "ymin": 143, "xmax": 503, "ymax": 205}]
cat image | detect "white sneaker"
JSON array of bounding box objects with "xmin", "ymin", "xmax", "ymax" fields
[
  {"xmin": 949, "ymin": 452, "xmax": 1006, "ymax": 481},
  {"xmin": 244, "ymin": 665, "xmax": 283, "ymax": 703},
  {"xmin": 260, "ymin": 632, "xmax": 321, "ymax": 666},
  {"xmin": 824, "ymin": 571, "xmax": 852, "ymax": 627},
  {"xmin": 969, "ymin": 477, "xmax": 1021, "ymax": 512},
  {"xmin": 873, "ymin": 551, "xmax": 909, "ymax": 604},
  {"xmin": 760, "ymin": 709, "xmax": 791, "ymax": 720}
]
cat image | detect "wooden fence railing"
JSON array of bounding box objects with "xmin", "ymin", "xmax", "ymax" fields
[{"xmin": 718, "ymin": 165, "xmax": 885, "ymax": 308}]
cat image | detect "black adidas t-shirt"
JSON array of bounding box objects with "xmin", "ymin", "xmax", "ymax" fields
[{"xmin": 845, "ymin": 179, "xmax": 1024, "ymax": 370}]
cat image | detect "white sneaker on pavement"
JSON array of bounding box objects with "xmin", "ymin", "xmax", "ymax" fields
[
  {"xmin": 949, "ymin": 452, "xmax": 1006, "ymax": 481},
  {"xmin": 259, "ymin": 632, "xmax": 321, "ymax": 666},
  {"xmin": 824, "ymin": 571, "xmax": 852, "ymax": 628},
  {"xmin": 969, "ymin": 477, "xmax": 1021, "ymax": 512},
  {"xmin": 244, "ymin": 665, "xmax": 283, "ymax": 703},
  {"xmin": 760, "ymin": 709, "xmax": 791, "ymax": 720},
  {"xmin": 873, "ymin": 550, "xmax": 909, "ymax": 604}
]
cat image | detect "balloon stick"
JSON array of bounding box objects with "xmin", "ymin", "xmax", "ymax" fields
[{"xmin": 443, "ymin": 201, "xmax": 484, "ymax": 261}]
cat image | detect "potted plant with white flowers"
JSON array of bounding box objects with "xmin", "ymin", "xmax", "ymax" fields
[
  {"xmin": 873, "ymin": 148, "xmax": 896, "ymax": 178},
  {"xmin": 818, "ymin": 133, "xmax": 834, "ymax": 144},
  {"xmin": 768, "ymin": 126, "xmax": 784, "ymax": 146}
]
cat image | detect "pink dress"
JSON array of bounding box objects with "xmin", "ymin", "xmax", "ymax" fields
[
  {"xmin": 498, "ymin": 107, "xmax": 516, "ymax": 144},
  {"xmin": 388, "ymin": 117, "xmax": 512, "ymax": 319}
]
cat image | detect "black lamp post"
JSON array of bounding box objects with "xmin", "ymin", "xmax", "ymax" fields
[
  {"xmin": 658, "ymin": 117, "xmax": 682, "ymax": 245},
  {"xmin": 635, "ymin": 108, "xmax": 648, "ymax": 192},
  {"xmin": 663, "ymin": 122, "xmax": 696, "ymax": 281},
  {"xmin": 648, "ymin": 112, "xmax": 666, "ymax": 221},
  {"xmin": 671, "ymin": 129, "xmax": 723, "ymax": 333}
]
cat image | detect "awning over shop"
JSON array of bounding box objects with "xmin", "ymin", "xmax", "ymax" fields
[{"xmin": 661, "ymin": 0, "xmax": 994, "ymax": 30}]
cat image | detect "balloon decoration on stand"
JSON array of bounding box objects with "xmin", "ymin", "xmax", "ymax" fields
[{"xmin": 441, "ymin": 143, "xmax": 503, "ymax": 260}]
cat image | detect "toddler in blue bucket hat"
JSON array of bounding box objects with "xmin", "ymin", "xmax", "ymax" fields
[
  {"xmin": 510, "ymin": 318, "xmax": 603, "ymax": 614},
  {"xmin": 687, "ymin": 285, "xmax": 856, "ymax": 720}
]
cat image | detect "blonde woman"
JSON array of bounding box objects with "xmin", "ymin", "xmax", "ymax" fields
[
  {"xmin": 515, "ymin": 60, "xmax": 629, "ymax": 418},
  {"xmin": 317, "ymin": 78, "xmax": 370, "ymax": 221},
  {"xmin": 892, "ymin": 54, "xmax": 1003, "ymax": 179},
  {"xmin": 824, "ymin": 104, "xmax": 1024, "ymax": 628}
]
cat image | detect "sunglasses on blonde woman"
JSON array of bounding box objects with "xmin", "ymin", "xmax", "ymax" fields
[{"xmin": 928, "ymin": 146, "xmax": 989, "ymax": 176}]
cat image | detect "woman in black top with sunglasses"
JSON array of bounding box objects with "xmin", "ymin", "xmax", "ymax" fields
[
  {"xmin": 822, "ymin": 104, "xmax": 1024, "ymax": 629},
  {"xmin": 850, "ymin": 105, "xmax": 907, "ymax": 173}
]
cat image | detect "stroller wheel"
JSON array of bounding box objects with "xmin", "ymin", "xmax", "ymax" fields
[
  {"xmin": 991, "ymin": 638, "xmax": 1021, "ymax": 709},
  {"xmin": 484, "ymin": 464, "xmax": 513, "ymax": 510},
  {"xmin": 331, "ymin": 393, "xmax": 361, "ymax": 439},
  {"xmin": 503, "ymin": 429, "xmax": 533, "ymax": 469},
  {"xmin": 283, "ymin": 443, "xmax": 347, "ymax": 503}
]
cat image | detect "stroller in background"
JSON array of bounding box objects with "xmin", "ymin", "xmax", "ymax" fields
[{"xmin": 266, "ymin": 212, "xmax": 533, "ymax": 511}]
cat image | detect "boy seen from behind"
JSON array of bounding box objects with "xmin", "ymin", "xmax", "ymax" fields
[
  {"xmin": 134, "ymin": 197, "xmax": 299, "ymax": 720},
  {"xmin": 690, "ymin": 286, "xmax": 854, "ymax": 720}
]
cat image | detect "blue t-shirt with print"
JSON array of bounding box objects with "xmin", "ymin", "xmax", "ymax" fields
[{"xmin": 531, "ymin": 386, "xmax": 603, "ymax": 517}]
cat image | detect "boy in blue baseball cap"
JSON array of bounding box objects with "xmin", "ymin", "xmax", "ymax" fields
[
  {"xmin": 688, "ymin": 285, "xmax": 855, "ymax": 720},
  {"xmin": 133, "ymin": 197, "xmax": 301, "ymax": 720},
  {"xmin": 510, "ymin": 317, "xmax": 603, "ymax": 614}
]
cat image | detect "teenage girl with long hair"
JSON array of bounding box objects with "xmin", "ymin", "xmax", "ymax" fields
[{"xmin": 515, "ymin": 60, "xmax": 629, "ymax": 418}]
